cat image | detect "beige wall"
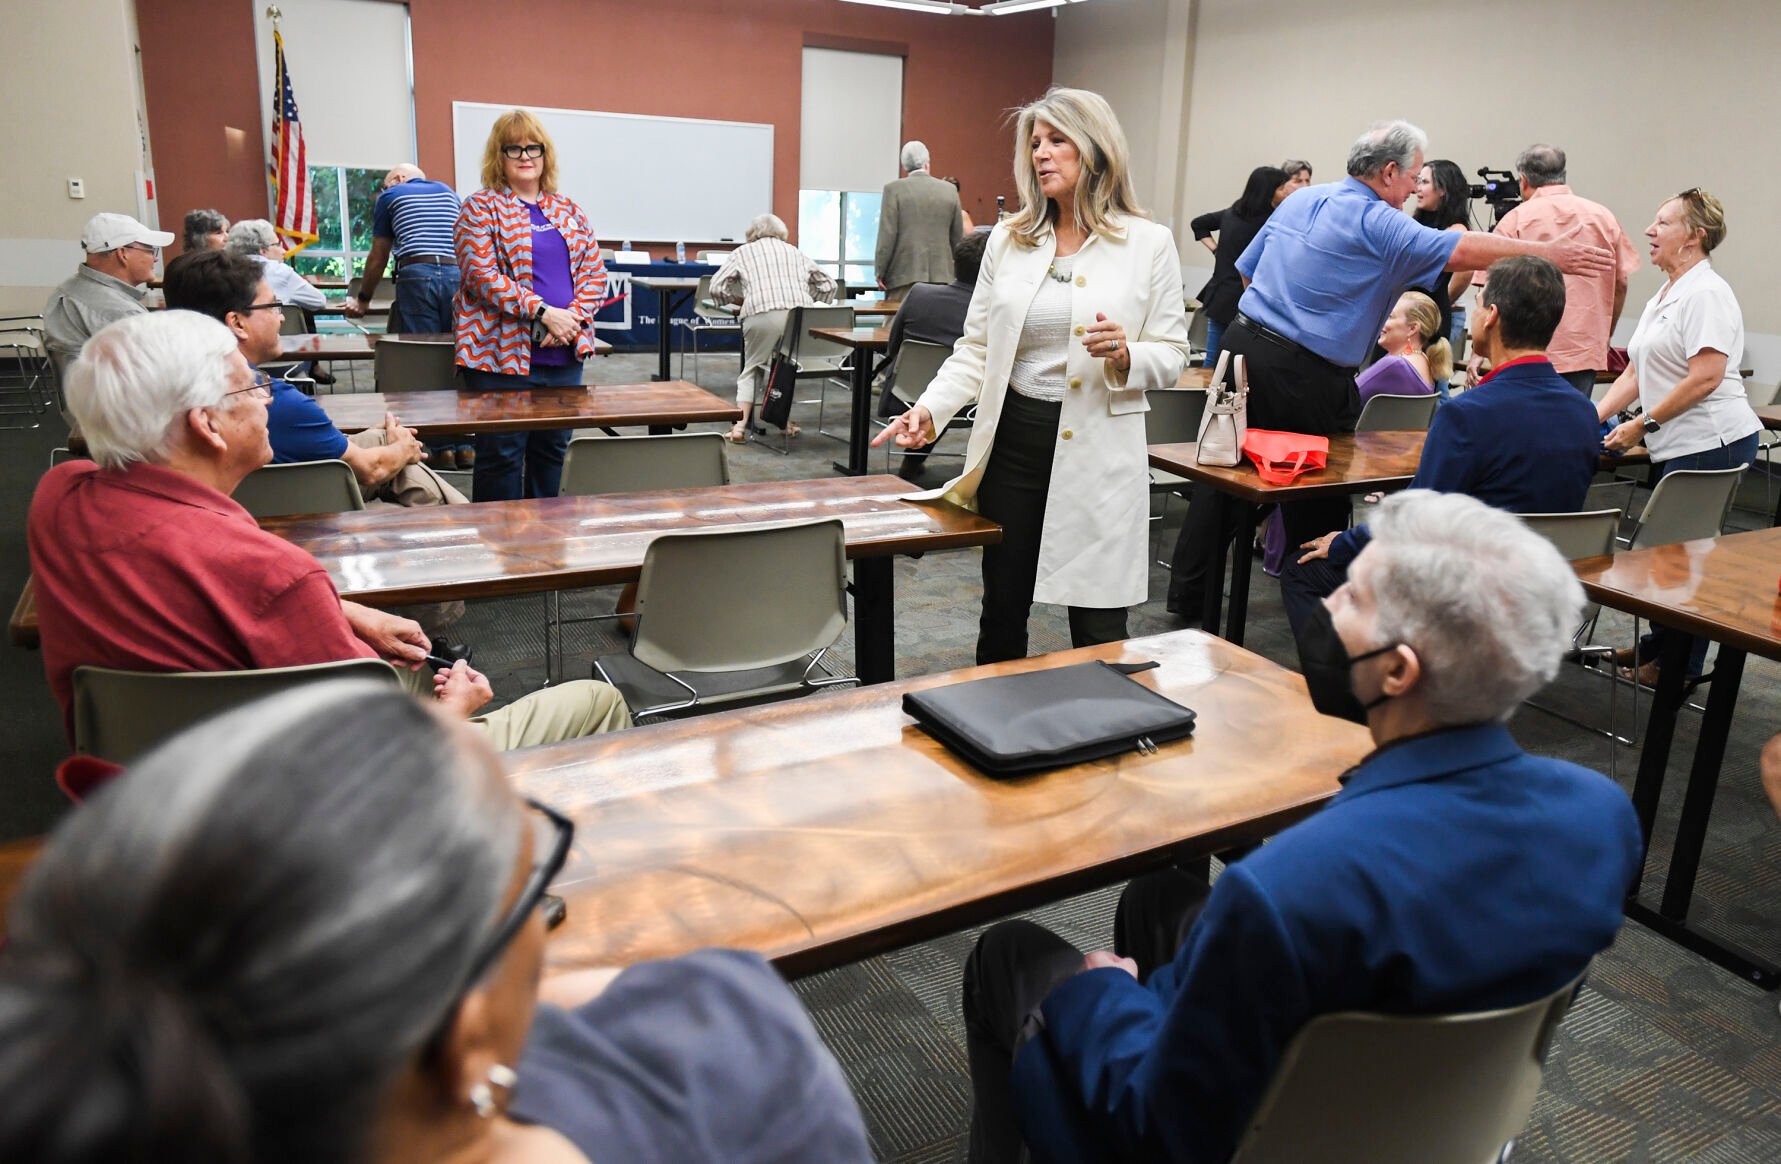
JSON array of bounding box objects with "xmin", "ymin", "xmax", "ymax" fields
[
  {"xmin": 1057, "ymin": 0, "xmax": 1781, "ymax": 376},
  {"xmin": 0, "ymin": 0, "xmax": 150, "ymax": 315}
]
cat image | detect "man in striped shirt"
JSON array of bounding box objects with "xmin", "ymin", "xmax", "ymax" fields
[{"xmin": 352, "ymin": 164, "xmax": 469, "ymax": 462}]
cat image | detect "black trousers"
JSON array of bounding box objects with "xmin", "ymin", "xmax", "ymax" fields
[
  {"xmin": 1167, "ymin": 318, "xmax": 1359, "ymax": 614},
  {"xmin": 962, "ymin": 869, "xmax": 1211, "ymax": 1163},
  {"xmin": 976, "ymin": 391, "xmax": 1128, "ymax": 664}
]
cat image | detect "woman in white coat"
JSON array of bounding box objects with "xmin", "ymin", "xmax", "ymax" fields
[{"xmin": 875, "ymin": 88, "xmax": 1190, "ymax": 663}]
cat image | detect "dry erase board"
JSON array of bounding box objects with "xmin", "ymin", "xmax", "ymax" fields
[{"xmin": 451, "ymin": 102, "xmax": 774, "ymax": 243}]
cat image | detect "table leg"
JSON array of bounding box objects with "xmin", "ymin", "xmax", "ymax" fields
[
  {"xmin": 653, "ymin": 287, "xmax": 673, "ymax": 381},
  {"xmin": 1659, "ymin": 647, "xmax": 1744, "ymax": 919},
  {"xmin": 1225, "ymin": 504, "xmax": 1259, "ymax": 647},
  {"xmin": 832, "ymin": 352, "xmax": 876, "ymax": 477},
  {"xmin": 1628, "ymin": 629, "xmax": 1691, "ymax": 874},
  {"xmin": 851, "ymin": 556, "xmax": 895, "ymax": 683}
]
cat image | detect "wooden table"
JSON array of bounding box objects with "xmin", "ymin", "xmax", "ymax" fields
[
  {"xmin": 1573, "ymin": 526, "xmax": 1781, "ymax": 988},
  {"xmin": 316, "ymin": 381, "xmax": 739, "ymax": 438},
  {"xmin": 843, "ymin": 298, "xmax": 902, "ymax": 319},
  {"xmin": 810, "ymin": 326, "xmax": 892, "ymax": 478},
  {"xmin": 258, "ymin": 476, "xmax": 998, "ymax": 684},
  {"xmin": 279, "ymin": 333, "xmax": 612, "ymax": 361},
  {"xmin": 1148, "ymin": 432, "xmax": 1426, "ymax": 643},
  {"xmin": 1176, "ymin": 366, "xmax": 1214, "ymax": 390},
  {"xmin": 1756, "ymin": 405, "xmax": 1780, "ymax": 431},
  {"xmin": 632, "ymin": 275, "xmax": 704, "ymax": 382},
  {"xmin": 507, "ymin": 630, "xmax": 1370, "ymax": 977},
  {"xmin": 310, "ymin": 300, "xmax": 391, "ymax": 317}
]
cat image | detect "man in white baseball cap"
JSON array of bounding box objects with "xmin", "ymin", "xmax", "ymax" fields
[{"xmin": 44, "ymin": 212, "xmax": 176, "ymax": 362}]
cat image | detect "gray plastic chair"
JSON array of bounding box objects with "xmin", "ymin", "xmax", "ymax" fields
[
  {"xmin": 795, "ymin": 303, "xmax": 858, "ymax": 440},
  {"xmin": 1355, "ymin": 392, "xmax": 1438, "ymax": 432},
  {"xmin": 1627, "ymin": 464, "xmax": 1746, "ymax": 550},
  {"xmin": 373, "ymin": 337, "xmax": 457, "ymax": 391},
  {"xmin": 1521, "ymin": 509, "xmax": 1626, "ymax": 772},
  {"xmin": 1145, "ymin": 388, "xmax": 1210, "ymax": 561},
  {"xmin": 593, "ymin": 519, "xmax": 857, "ymax": 718},
  {"xmin": 679, "ymin": 274, "xmax": 741, "ymax": 381},
  {"xmin": 560, "ymin": 432, "xmax": 730, "ymax": 497},
  {"xmin": 72, "ymin": 658, "xmax": 401, "ymax": 763},
  {"xmin": 1230, "ymin": 977, "xmax": 1580, "ymax": 1164},
  {"xmin": 0, "ymin": 315, "xmax": 52, "ymax": 429},
  {"xmin": 232, "ymin": 459, "xmax": 366, "ymax": 519},
  {"xmin": 877, "ymin": 339, "xmax": 958, "ymax": 472}
]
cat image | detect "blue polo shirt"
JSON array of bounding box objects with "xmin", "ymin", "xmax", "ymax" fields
[
  {"xmin": 1236, "ymin": 177, "xmax": 1461, "ymax": 368},
  {"xmin": 266, "ymin": 378, "xmax": 349, "ymax": 464},
  {"xmin": 371, "ymin": 178, "xmax": 461, "ymax": 259}
]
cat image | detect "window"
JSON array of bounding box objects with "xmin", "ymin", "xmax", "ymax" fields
[
  {"xmin": 289, "ymin": 165, "xmax": 386, "ymax": 279},
  {"xmin": 798, "ymin": 189, "xmax": 882, "ymax": 287}
]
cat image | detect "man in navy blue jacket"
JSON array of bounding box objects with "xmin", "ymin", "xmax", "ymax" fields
[
  {"xmin": 1278, "ymin": 255, "xmax": 1601, "ymax": 641},
  {"xmin": 961, "ymin": 490, "xmax": 1643, "ymax": 1163}
]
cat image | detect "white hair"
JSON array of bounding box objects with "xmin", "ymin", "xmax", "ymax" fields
[
  {"xmin": 1361, "ymin": 490, "xmax": 1585, "ymax": 726},
  {"xmin": 67, "ymin": 312, "xmax": 241, "ymax": 469},
  {"xmin": 745, "ymin": 213, "xmax": 788, "ymax": 243},
  {"xmin": 900, "ymin": 140, "xmax": 930, "ymax": 172},
  {"xmin": 1345, "ymin": 119, "xmax": 1428, "ymax": 179},
  {"xmin": 226, "ymin": 219, "xmax": 281, "ymax": 256}
]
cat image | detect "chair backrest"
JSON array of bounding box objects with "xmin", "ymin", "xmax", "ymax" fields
[
  {"xmin": 1744, "ymin": 377, "xmax": 1779, "ymax": 409},
  {"xmin": 1187, "ymin": 308, "xmax": 1209, "ymax": 353},
  {"xmin": 886, "ymin": 339, "xmax": 953, "ymax": 406},
  {"xmin": 373, "ymin": 337, "xmax": 457, "ymax": 392},
  {"xmin": 72, "ymin": 658, "xmax": 402, "ymax": 763},
  {"xmin": 794, "ymin": 304, "xmax": 858, "ymax": 365},
  {"xmin": 231, "ymin": 459, "xmax": 366, "ymax": 519},
  {"xmin": 1144, "ymin": 388, "xmax": 1209, "ymax": 445},
  {"xmin": 1231, "ymin": 977, "xmax": 1579, "ymax": 1164},
  {"xmin": 1355, "ymin": 392, "xmax": 1438, "ymax": 433},
  {"xmin": 1629, "ymin": 465, "xmax": 1747, "ymax": 550},
  {"xmin": 632, "ymin": 519, "xmax": 848, "ymax": 674},
  {"xmin": 1520, "ymin": 509, "xmax": 1622, "ymax": 561},
  {"xmin": 559, "ymin": 432, "xmax": 730, "ymax": 496},
  {"xmin": 278, "ymin": 306, "xmax": 311, "ymax": 336}
]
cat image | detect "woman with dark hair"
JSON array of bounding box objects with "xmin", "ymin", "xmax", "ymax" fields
[
  {"xmin": 1189, "ymin": 166, "xmax": 1292, "ymax": 367},
  {"xmin": 1406, "ymin": 158, "xmax": 1474, "ymax": 395},
  {"xmin": 0, "ymin": 683, "xmax": 872, "ymax": 1164}
]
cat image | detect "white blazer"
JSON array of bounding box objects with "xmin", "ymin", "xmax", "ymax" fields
[{"xmin": 913, "ymin": 215, "xmax": 1190, "ymax": 607}]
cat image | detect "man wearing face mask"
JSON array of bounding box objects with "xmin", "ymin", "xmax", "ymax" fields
[
  {"xmin": 1279, "ymin": 255, "xmax": 1601, "ymax": 674},
  {"xmin": 960, "ymin": 490, "xmax": 1641, "ymax": 1164}
]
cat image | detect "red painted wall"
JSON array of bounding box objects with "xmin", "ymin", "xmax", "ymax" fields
[{"xmin": 139, "ymin": 0, "xmax": 1056, "ymax": 253}]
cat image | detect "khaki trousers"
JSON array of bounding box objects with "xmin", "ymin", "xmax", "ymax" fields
[
  {"xmin": 347, "ymin": 426, "xmax": 469, "ymax": 507},
  {"xmin": 738, "ymin": 308, "xmax": 791, "ymax": 407},
  {"xmin": 400, "ymin": 669, "xmax": 632, "ymax": 750}
]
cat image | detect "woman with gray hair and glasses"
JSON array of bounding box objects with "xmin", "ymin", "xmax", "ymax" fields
[
  {"xmin": 0, "ymin": 684, "xmax": 871, "ymax": 1164},
  {"xmin": 227, "ymin": 218, "xmax": 327, "ymax": 312},
  {"xmin": 707, "ymin": 212, "xmax": 838, "ymax": 443}
]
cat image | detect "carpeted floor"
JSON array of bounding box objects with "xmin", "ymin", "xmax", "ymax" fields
[{"xmin": 4, "ymin": 345, "xmax": 1777, "ymax": 1161}]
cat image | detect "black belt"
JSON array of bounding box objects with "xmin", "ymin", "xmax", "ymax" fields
[
  {"xmin": 397, "ymin": 253, "xmax": 456, "ymax": 271},
  {"xmin": 1234, "ymin": 312, "xmax": 1355, "ymax": 374}
]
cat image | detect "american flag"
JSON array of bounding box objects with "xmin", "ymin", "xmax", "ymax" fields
[{"xmin": 268, "ymin": 30, "xmax": 318, "ymax": 253}]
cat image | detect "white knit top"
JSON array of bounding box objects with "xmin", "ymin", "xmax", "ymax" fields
[{"xmin": 1007, "ymin": 253, "xmax": 1075, "ymax": 402}]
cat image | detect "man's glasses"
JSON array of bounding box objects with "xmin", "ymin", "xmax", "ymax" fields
[
  {"xmin": 501, "ymin": 143, "xmax": 546, "ymax": 160},
  {"xmin": 223, "ymin": 372, "xmax": 274, "ymax": 402},
  {"xmin": 236, "ymin": 300, "xmax": 285, "ymax": 315},
  {"xmin": 124, "ymin": 243, "xmax": 160, "ymax": 256}
]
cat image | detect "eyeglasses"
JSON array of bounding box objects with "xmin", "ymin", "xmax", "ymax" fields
[
  {"xmin": 501, "ymin": 143, "xmax": 546, "ymax": 160},
  {"xmin": 124, "ymin": 243, "xmax": 161, "ymax": 256},
  {"xmin": 456, "ymin": 799, "xmax": 574, "ymax": 990},
  {"xmin": 223, "ymin": 372, "xmax": 274, "ymax": 402},
  {"xmin": 236, "ymin": 300, "xmax": 285, "ymax": 315}
]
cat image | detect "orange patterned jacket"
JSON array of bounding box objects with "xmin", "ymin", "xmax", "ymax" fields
[{"xmin": 453, "ymin": 188, "xmax": 607, "ymax": 375}]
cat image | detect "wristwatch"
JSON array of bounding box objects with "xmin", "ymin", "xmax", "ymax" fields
[{"xmin": 1641, "ymin": 415, "xmax": 1662, "ymax": 433}]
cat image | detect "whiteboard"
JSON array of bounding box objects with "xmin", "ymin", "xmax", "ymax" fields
[{"xmin": 452, "ymin": 102, "xmax": 773, "ymax": 244}]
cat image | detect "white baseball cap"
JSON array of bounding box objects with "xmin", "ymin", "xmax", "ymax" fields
[{"xmin": 81, "ymin": 212, "xmax": 175, "ymax": 253}]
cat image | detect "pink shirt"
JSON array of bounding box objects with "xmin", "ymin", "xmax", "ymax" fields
[{"xmin": 1473, "ymin": 185, "xmax": 1641, "ymax": 374}]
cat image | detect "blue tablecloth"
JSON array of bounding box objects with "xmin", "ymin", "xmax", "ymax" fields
[{"xmin": 593, "ymin": 260, "xmax": 740, "ymax": 354}]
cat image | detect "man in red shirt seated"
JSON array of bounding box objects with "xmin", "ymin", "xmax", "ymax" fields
[{"xmin": 28, "ymin": 310, "xmax": 629, "ymax": 750}]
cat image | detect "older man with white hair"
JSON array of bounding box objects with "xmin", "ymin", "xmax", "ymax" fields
[
  {"xmin": 43, "ymin": 212, "xmax": 174, "ymax": 363},
  {"xmin": 227, "ymin": 219, "xmax": 327, "ymax": 312},
  {"xmin": 962, "ymin": 490, "xmax": 1642, "ymax": 1164},
  {"xmin": 27, "ymin": 311, "xmax": 629, "ymax": 751},
  {"xmin": 707, "ymin": 213, "xmax": 838, "ymax": 442},
  {"xmin": 874, "ymin": 140, "xmax": 964, "ymax": 300},
  {"xmin": 1168, "ymin": 119, "xmax": 1620, "ymax": 621}
]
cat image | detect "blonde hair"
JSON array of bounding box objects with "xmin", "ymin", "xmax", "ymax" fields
[
  {"xmin": 1003, "ymin": 88, "xmax": 1145, "ymax": 248},
  {"xmin": 1397, "ymin": 291, "xmax": 1453, "ymax": 383},
  {"xmin": 479, "ymin": 109, "xmax": 559, "ymax": 194},
  {"xmin": 1672, "ymin": 187, "xmax": 1727, "ymax": 254}
]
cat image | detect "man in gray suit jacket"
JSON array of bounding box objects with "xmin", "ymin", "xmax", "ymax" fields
[{"xmin": 875, "ymin": 141, "xmax": 964, "ymax": 299}]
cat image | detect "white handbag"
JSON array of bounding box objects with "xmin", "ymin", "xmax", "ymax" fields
[{"xmin": 1195, "ymin": 349, "xmax": 1249, "ymax": 467}]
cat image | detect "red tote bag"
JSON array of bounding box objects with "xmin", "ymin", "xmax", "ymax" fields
[{"xmin": 1242, "ymin": 429, "xmax": 1329, "ymax": 485}]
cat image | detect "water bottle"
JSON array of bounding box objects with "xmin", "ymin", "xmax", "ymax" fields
[
  {"xmin": 621, "ymin": 239, "xmax": 632, "ymax": 253},
  {"xmin": 676, "ymin": 240, "xmax": 686, "ymax": 263}
]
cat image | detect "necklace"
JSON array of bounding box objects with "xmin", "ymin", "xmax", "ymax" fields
[{"xmin": 1044, "ymin": 257, "xmax": 1074, "ymax": 284}]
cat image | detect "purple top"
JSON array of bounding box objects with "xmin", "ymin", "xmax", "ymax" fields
[
  {"xmin": 1355, "ymin": 353, "xmax": 1435, "ymax": 403},
  {"xmin": 527, "ymin": 201, "xmax": 575, "ymax": 367}
]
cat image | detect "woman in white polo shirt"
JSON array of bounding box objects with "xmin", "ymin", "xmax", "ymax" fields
[{"xmin": 1598, "ymin": 187, "xmax": 1761, "ymax": 684}]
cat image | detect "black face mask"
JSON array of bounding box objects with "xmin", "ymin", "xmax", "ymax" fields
[{"xmin": 1296, "ymin": 600, "xmax": 1399, "ymax": 725}]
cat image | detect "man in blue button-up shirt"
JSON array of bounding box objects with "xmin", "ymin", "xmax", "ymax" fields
[
  {"xmin": 1168, "ymin": 120, "xmax": 1618, "ymax": 620},
  {"xmin": 964, "ymin": 490, "xmax": 1642, "ymax": 1164}
]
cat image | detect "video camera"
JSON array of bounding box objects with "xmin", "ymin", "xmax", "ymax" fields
[{"xmin": 1468, "ymin": 168, "xmax": 1521, "ymax": 224}]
